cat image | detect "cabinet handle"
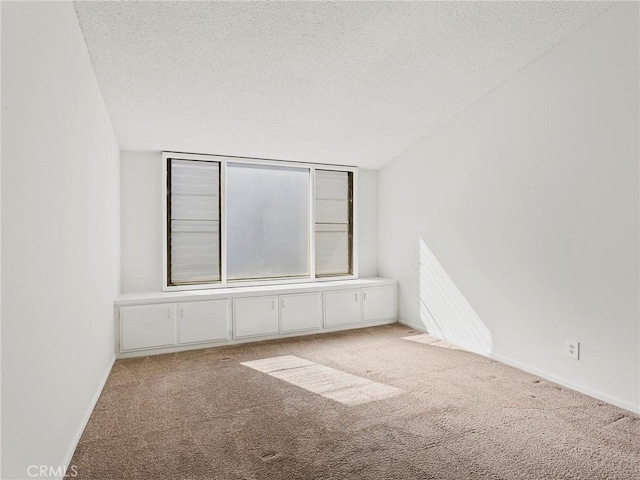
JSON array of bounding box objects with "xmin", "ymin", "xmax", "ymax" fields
[
  {"xmin": 167, "ymin": 308, "xmax": 171, "ymax": 319},
  {"xmin": 355, "ymin": 293, "xmax": 358, "ymax": 302},
  {"xmin": 271, "ymin": 300, "xmax": 275, "ymax": 309},
  {"xmin": 282, "ymin": 299, "xmax": 285, "ymax": 309},
  {"xmin": 363, "ymin": 292, "xmax": 367, "ymax": 301},
  {"xmin": 180, "ymin": 306, "xmax": 184, "ymax": 318}
]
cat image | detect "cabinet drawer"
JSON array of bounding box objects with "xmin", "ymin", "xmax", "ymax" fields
[
  {"xmin": 280, "ymin": 293, "xmax": 322, "ymax": 333},
  {"xmin": 233, "ymin": 296, "xmax": 279, "ymax": 338},
  {"xmin": 179, "ymin": 299, "xmax": 229, "ymax": 345},
  {"xmin": 362, "ymin": 286, "xmax": 397, "ymax": 322},
  {"xmin": 323, "ymin": 289, "xmax": 361, "ymax": 327},
  {"xmin": 120, "ymin": 304, "xmax": 177, "ymax": 351}
]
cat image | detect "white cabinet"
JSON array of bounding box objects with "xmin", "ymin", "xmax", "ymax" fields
[
  {"xmin": 362, "ymin": 285, "xmax": 398, "ymax": 322},
  {"xmin": 120, "ymin": 304, "xmax": 177, "ymax": 351},
  {"xmin": 280, "ymin": 293, "xmax": 322, "ymax": 333},
  {"xmin": 323, "ymin": 289, "xmax": 361, "ymax": 327},
  {"xmin": 233, "ymin": 296, "xmax": 279, "ymax": 338},
  {"xmin": 179, "ymin": 299, "xmax": 229, "ymax": 345},
  {"xmin": 116, "ymin": 279, "xmax": 397, "ymax": 358}
]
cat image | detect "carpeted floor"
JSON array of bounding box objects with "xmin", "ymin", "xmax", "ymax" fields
[{"xmin": 71, "ymin": 324, "xmax": 640, "ymax": 479}]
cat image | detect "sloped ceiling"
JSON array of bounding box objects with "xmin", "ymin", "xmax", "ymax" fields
[{"xmin": 74, "ymin": 1, "xmax": 610, "ymax": 169}]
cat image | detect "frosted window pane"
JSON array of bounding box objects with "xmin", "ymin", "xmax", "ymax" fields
[
  {"xmin": 169, "ymin": 160, "xmax": 220, "ymax": 284},
  {"xmin": 227, "ymin": 163, "xmax": 309, "ymax": 280}
]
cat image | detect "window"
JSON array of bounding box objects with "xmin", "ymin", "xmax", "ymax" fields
[
  {"xmin": 315, "ymin": 170, "xmax": 353, "ymax": 276},
  {"xmin": 167, "ymin": 159, "xmax": 221, "ymax": 285},
  {"xmin": 164, "ymin": 153, "xmax": 356, "ymax": 290},
  {"xmin": 226, "ymin": 163, "xmax": 309, "ymax": 281}
]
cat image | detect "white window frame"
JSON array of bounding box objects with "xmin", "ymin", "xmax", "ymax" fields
[{"xmin": 162, "ymin": 152, "xmax": 358, "ymax": 292}]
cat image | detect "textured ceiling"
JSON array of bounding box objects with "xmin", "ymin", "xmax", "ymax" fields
[{"xmin": 74, "ymin": 1, "xmax": 610, "ymax": 169}]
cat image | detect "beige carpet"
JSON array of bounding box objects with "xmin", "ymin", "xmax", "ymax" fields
[{"xmin": 71, "ymin": 324, "xmax": 640, "ymax": 479}]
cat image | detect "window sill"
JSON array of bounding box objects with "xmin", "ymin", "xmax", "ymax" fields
[
  {"xmin": 116, "ymin": 277, "xmax": 396, "ymax": 306},
  {"xmin": 162, "ymin": 273, "xmax": 358, "ymax": 293}
]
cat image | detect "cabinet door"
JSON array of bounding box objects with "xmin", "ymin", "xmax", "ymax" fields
[
  {"xmin": 323, "ymin": 289, "xmax": 361, "ymax": 327},
  {"xmin": 233, "ymin": 296, "xmax": 279, "ymax": 338},
  {"xmin": 280, "ymin": 293, "xmax": 322, "ymax": 333},
  {"xmin": 179, "ymin": 299, "xmax": 229, "ymax": 345},
  {"xmin": 362, "ymin": 285, "xmax": 398, "ymax": 322},
  {"xmin": 120, "ymin": 304, "xmax": 177, "ymax": 351}
]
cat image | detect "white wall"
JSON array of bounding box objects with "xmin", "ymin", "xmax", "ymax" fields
[
  {"xmin": 121, "ymin": 151, "xmax": 378, "ymax": 292},
  {"xmin": 357, "ymin": 169, "xmax": 378, "ymax": 278},
  {"xmin": 2, "ymin": 3, "xmax": 120, "ymax": 478},
  {"xmin": 120, "ymin": 152, "xmax": 163, "ymax": 292},
  {"xmin": 379, "ymin": 4, "xmax": 639, "ymax": 412}
]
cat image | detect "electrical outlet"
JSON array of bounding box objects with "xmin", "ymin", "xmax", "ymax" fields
[{"xmin": 566, "ymin": 340, "xmax": 579, "ymax": 360}]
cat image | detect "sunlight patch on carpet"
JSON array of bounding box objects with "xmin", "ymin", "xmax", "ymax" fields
[
  {"xmin": 402, "ymin": 333, "xmax": 466, "ymax": 350},
  {"xmin": 241, "ymin": 355, "xmax": 402, "ymax": 406}
]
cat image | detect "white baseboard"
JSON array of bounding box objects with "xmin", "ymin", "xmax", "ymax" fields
[
  {"xmin": 60, "ymin": 355, "xmax": 116, "ymax": 479},
  {"xmin": 398, "ymin": 320, "xmax": 640, "ymax": 414},
  {"xmin": 397, "ymin": 319, "xmax": 427, "ymax": 332},
  {"xmin": 488, "ymin": 352, "xmax": 640, "ymax": 414}
]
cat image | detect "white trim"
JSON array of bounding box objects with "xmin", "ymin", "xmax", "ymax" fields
[
  {"xmin": 162, "ymin": 151, "xmax": 359, "ymax": 292},
  {"xmin": 309, "ymin": 167, "xmax": 316, "ymax": 280},
  {"xmin": 162, "ymin": 151, "xmax": 355, "ymax": 174},
  {"xmin": 488, "ymin": 352, "xmax": 640, "ymax": 415},
  {"xmin": 61, "ymin": 356, "xmax": 115, "ymax": 479},
  {"xmin": 351, "ymin": 167, "xmax": 359, "ymax": 278},
  {"xmin": 220, "ymin": 160, "xmax": 227, "ymax": 286},
  {"xmin": 397, "ymin": 320, "xmax": 640, "ymax": 415},
  {"xmin": 162, "ymin": 150, "xmax": 357, "ymax": 169},
  {"xmin": 161, "ymin": 154, "xmax": 168, "ymax": 290},
  {"xmin": 162, "ymin": 274, "xmax": 359, "ymax": 292},
  {"xmin": 118, "ymin": 277, "xmax": 396, "ymax": 306},
  {"xmin": 398, "ymin": 319, "xmax": 428, "ymax": 332}
]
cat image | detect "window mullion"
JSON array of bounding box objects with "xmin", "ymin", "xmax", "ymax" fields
[
  {"xmin": 310, "ymin": 167, "xmax": 316, "ymax": 280},
  {"xmin": 220, "ymin": 160, "xmax": 228, "ymax": 286}
]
